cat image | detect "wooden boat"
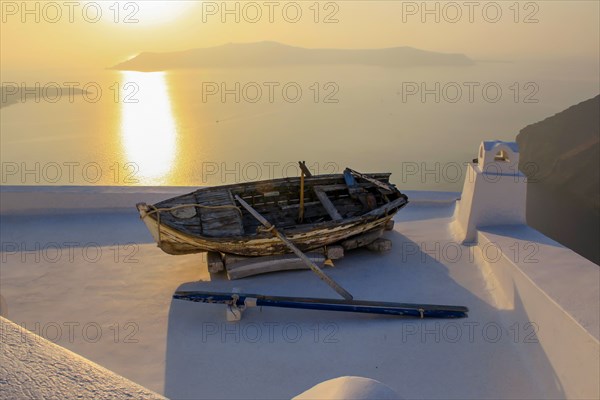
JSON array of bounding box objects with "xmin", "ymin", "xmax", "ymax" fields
[{"xmin": 136, "ymin": 167, "xmax": 408, "ymax": 257}]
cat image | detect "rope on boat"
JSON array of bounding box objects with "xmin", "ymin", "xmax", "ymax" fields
[
  {"xmin": 257, "ymin": 225, "xmax": 276, "ymax": 233},
  {"xmin": 143, "ymin": 203, "xmax": 243, "ymax": 244}
]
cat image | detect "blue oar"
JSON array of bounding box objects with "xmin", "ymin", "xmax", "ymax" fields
[{"xmin": 173, "ymin": 291, "xmax": 469, "ymax": 319}]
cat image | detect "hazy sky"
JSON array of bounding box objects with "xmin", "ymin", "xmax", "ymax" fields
[{"xmin": 1, "ymin": 1, "xmax": 599, "ymax": 70}]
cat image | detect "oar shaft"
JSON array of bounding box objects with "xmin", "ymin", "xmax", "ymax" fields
[
  {"xmin": 173, "ymin": 291, "xmax": 469, "ymax": 319},
  {"xmin": 272, "ymin": 229, "xmax": 354, "ymax": 300},
  {"xmin": 235, "ymin": 195, "xmax": 353, "ymax": 300}
]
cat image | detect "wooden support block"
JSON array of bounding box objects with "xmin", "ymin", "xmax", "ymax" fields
[
  {"xmin": 324, "ymin": 245, "xmax": 344, "ymax": 260},
  {"xmin": 341, "ymin": 230, "xmax": 383, "ymax": 250},
  {"xmin": 313, "ymin": 246, "xmax": 344, "ymax": 260},
  {"xmin": 226, "ymin": 253, "xmax": 325, "ymax": 280},
  {"xmin": 207, "ymin": 251, "xmax": 224, "ymax": 273},
  {"xmin": 384, "ymin": 219, "xmax": 395, "ymax": 231},
  {"xmin": 366, "ymin": 238, "xmax": 392, "ymax": 252},
  {"xmin": 222, "ymin": 253, "xmax": 249, "ymax": 266},
  {"xmin": 326, "ymin": 245, "xmax": 344, "ymax": 260}
]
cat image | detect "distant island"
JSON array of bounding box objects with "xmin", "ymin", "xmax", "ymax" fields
[
  {"xmin": 1, "ymin": 86, "xmax": 89, "ymax": 109},
  {"xmin": 110, "ymin": 41, "xmax": 474, "ymax": 71}
]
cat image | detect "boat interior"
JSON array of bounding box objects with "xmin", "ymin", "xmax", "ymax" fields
[{"xmin": 153, "ymin": 171, "xmax": 403, "ymax": 237}]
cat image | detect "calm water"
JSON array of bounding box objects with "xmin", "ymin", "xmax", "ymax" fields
[{"xmin": 1, "ymin": 62, "xmax": 598, "ymax": 190}]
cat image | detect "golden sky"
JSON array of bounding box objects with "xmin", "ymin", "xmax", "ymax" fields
[{"xmin": 1, "ymin": 1, "xmax": 599, "ymax": 70}]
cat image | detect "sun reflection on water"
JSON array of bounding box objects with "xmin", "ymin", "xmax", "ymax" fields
[{"xmin": 120, "ymin": 71, "xmax": 177, "ymax": 184}]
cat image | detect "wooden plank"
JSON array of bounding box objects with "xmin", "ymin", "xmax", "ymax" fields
[
  {"xmin": 226, "ymin": 189, "xmax": 237, "ymax": 207},
  {"xmin": 207, "ymin": 251, "xmax": 224, "ymax": 273},
  {"xmin": 195, "ymin": 188, "xmax": 244, "ymax": 236},
  {"xmin": 222, "ymin": 172, "xmax": 390, "ymax": 199},
  {"xmin": 341, "ymin": 229, "xmax": 383, "ymax": 250},
  {"xmin": 226, "ymin": 253, "xmax": 325, "ymax": 280},
  {"xmin": 314, "ymin": 189, "xmax": 343, "ymax": 221},
  {"xmin": 280, "ymin": 201, "xmax": 320, "ymax": 210},
  {"xmin": 346, "ymin": 168, "xmax": 395, "ymax": 193},
  {"xmin": 223, "ymin": 253, "xmax": 250, "ymax": 266},
  {"xmin": 366, "ymin": 238, "xmax": 392, "ymax": 252},
  {"xmin": 262, "ymin": 191, "xmax": 280, "ymax": 197},
  {"xmin": 171, "ymin": 223, "xmax": 202, "ymax": 235},
  {"xmin": 234, "ymin": 195, "xmax": 353, "ymax": 300},
  {"xmin": 313, "ymin": 183, "xmax": 372, "ymax": 192},
  {"xmin": 363, "ymin": 196, "xmax": 408, "ymax": 217},
  {"xmin": 223, "ymin": 245, "xmax": 344, "ymax": 279}
]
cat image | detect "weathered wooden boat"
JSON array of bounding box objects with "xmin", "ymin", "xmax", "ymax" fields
[{"xmin": 136, "ymin": 167, "xmax": 408, "ymax": 257}]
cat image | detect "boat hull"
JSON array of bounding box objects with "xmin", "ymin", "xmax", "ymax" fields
[
  {"xmin": 136, "ymin": 172, "xmax": 408, "ymax": 256},
  {"xmin": 139, "ymin": 207, "xmax": 395, "ymax": 256}
]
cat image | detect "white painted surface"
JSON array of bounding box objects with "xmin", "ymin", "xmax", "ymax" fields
[
  {"xmin": 453, "ymin": 141, "xmax": 527, "ymax": 243},
  {"xmin": 0, "ymin": 185, "xmax": 458, "ymax": 215},
  {"xmin": 476, "ymin": 226, "xmax": 599, "ymax": 399},
  {"xmin": 294, "ymin": 376, "xmax": 401, "ymax": 400},
  {"xmin": 0, "ymin": 317, "xmax": 164, "ymax": 399},
  {"xmin": 1, "ymin": 185, "xmax": 598, "ymax": 399}
]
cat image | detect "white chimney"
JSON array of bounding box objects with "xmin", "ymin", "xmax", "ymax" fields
[{"xmin": 453, "ymin": 141, "xmax": 527, "ymax": 243}]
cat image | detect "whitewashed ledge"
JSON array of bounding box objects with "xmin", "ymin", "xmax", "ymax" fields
[
  {"xmin": 454, "ymin": 141, "xmax": 599, "ymax": 399},
  {"xmin": 0, "ymin": 185, "xmax": 459, "ymax": 215},
  {"xmin": 475, "ymin": 226, "xmax": 599, "ymax": 398},
  {"xmin": 0, "ymin": 317, "xmax": 165, "ymax": 400}
]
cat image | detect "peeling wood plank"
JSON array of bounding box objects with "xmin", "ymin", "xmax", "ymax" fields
[
  {"xmin": 346, "ymin": 168, "xmax": 395, "ymax": 193},
  {"xmin": 366, "ymin": 238, "xmax": 392, "ymax": 252},
  {"xmin": 341, "ymin": 229, "xmax": 384, "ymax": 250},
  {"xmin": 280, "ymin": 201, "xmax": 321, "ymax": 210},
  {"xmin": 226, "ymin": 253, "xmax": 326, "ymax": 280},
  {"xmin": 223, "ymin": 253, "xmax": 250, "ymax": 266},
  {"xmin": 314, "ymin": 189, "xmax": 343, "ymax": 221}
]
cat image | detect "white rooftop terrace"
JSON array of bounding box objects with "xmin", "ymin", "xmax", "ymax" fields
[{"xmin": 1, "ymin": 142, "xmax": 598, "ymax": 399}]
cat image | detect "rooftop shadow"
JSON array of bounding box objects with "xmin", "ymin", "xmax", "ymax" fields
[{"xmin": 163, "ymin": 228, "xmax": 563, "ymax": 399}]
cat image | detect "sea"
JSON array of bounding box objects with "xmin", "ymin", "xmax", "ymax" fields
[{"xmin": 2, "ymin": 60, "xmax": 598, "ymax": 190}]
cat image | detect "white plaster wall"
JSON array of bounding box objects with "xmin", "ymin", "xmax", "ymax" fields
[
  {"xmin": 454, "ymin": 163, "xmax": 526, "ymax": 243},
  {"xmin": 476, "ymin": 228, "xmax": 600, "ymax": 399}
]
